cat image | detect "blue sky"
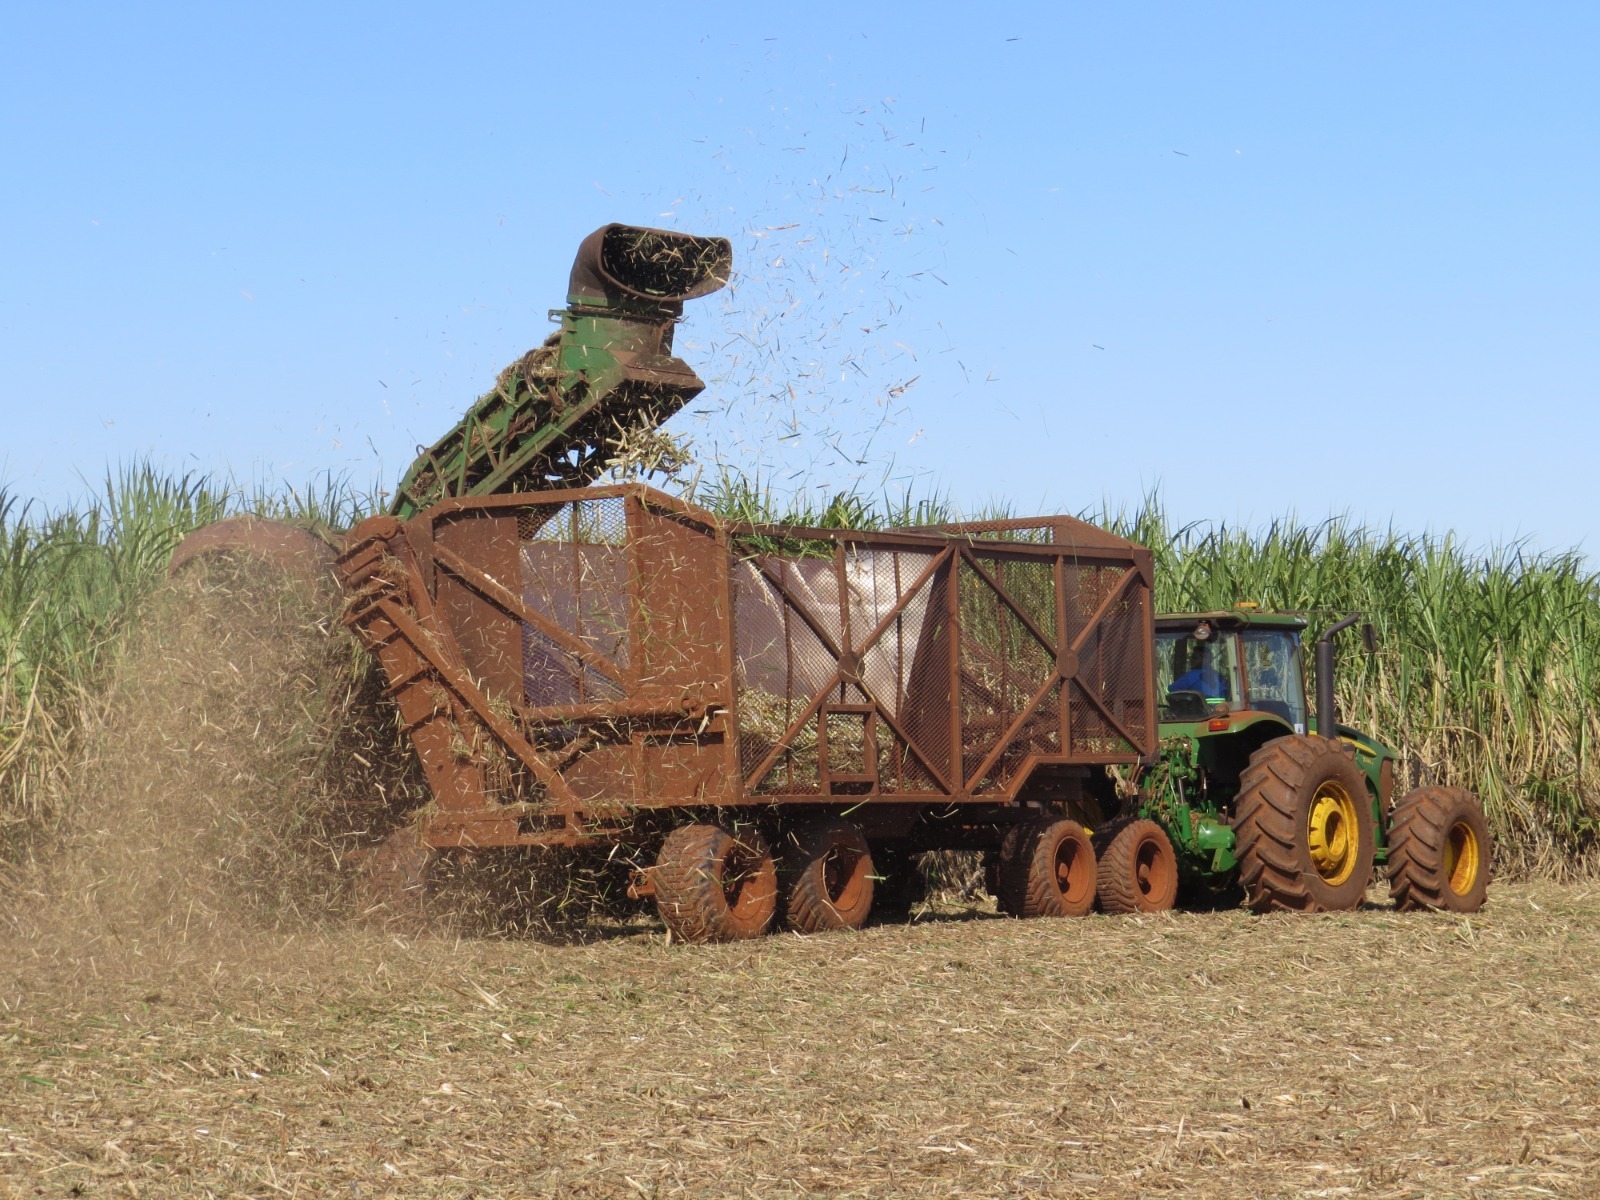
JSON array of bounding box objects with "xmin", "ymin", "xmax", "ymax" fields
[{"xmin": 3, "ymin": 2, "xmax": 1596, "ymax": 552}]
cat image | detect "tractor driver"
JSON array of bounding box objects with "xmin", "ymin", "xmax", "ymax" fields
[{"xmin": 1170, "ymin": 644, "xmax": 1231, "ymax": 701}]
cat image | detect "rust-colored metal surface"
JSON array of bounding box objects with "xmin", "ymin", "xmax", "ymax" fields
[{"xmin": 337, "ymin": 484, "xmax": 1156, "ymax": 855}]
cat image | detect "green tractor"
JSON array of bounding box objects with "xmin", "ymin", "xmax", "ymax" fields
[{"xmin": 1091, "ymin": 608, "xmax": 1493, "ymax": 916}]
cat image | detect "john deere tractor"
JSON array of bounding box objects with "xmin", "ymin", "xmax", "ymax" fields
[{"xmin": 1091, "ymin": 608, "xmax": 1493, "ymax": 915}]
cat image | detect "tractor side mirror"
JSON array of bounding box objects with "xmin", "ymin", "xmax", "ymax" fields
[{"xmin": 1361, "ymin": 622, "xmax": 1378, "ymax": 654}]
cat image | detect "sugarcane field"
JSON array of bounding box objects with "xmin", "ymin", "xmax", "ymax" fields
[{"xmin": 6, "ymin": 7, "xmax": 1600, "ymax": 1198}]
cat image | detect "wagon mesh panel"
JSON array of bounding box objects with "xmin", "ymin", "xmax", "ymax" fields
[
  {"xmin": 1068, "ymin": 607, "xmax": 1145, "ymax": 755},
  {"xmin": 731, "ymin": 558, "xmax": 837, "ymax": 790},
  {"xmin": 730, "ymin": 562, "xmax": 790, "ymax": 779},
  {"xmin": 848, "ymin": 550, "xmax": 935, "ymax": 792},
  {"xmin": 957, "ymin": 557, "xmax": 1057, "ymax": 792},
  {"xmin": 518, "ymin": 497, "xmax": 630, "ymax": 706},
  {"xmin": 733, "ymin": 548, "xmax": 953, "ymax": 794},
  {"xmin": 851, "ymin": 553, "xmax": 934, "ymax": 713},
  {"xmin": 975, "ymin": 557, "xmax": 1063, "ymax": 790},
  {"xmin": 1061, "ymin": 563, "xmax": 1124, "ymax": 646},
  {"xmin": 900, "ymin": 567, "xmax": 954, "ymax": 788},
  {"xmin": 1076, "ymin": 584, "xmax": 1149, "ymax": 753}
]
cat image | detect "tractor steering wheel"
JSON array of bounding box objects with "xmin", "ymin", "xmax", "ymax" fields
[{"xmin": 1165, "ymin": 689, "xmax": 1209, "ymax": 720}]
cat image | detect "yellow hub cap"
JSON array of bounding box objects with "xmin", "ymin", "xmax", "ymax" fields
[
  {"xmin": 1445, "ymin": 822, "xmax": 1482, "ymax": 895},
  {"xmin": 1307, "ymin": 783, "xmax": 1359, "ymax": 886}
]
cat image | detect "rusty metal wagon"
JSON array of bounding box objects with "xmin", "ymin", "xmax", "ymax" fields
[
  {"xmin": 175, "ymin": 221, "xmax": 1159, "ymax": 940},
  {"xmin": 338, "ymin": 484, "xmax": 1155, "ymax": 939}
]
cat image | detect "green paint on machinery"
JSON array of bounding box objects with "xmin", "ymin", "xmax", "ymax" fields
[
  {"xmin": 1092, "ymin": 608, "xmax": 1490, "ymax": 915},
  {"xmin": 388, "ymin": 224, "xmax": 732, "ymax": 520},
  {"xmin": 1143, "ymin": 609, "xmax": 1392, "ymax": 879}
]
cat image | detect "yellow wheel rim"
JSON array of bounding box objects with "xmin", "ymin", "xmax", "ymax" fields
[
  {"xmin": 1445, "ymin": 821, "xmax": 1482, "ymax": 895},
  {"xmin": 1307, "ymin": 782, "xmax": 1360, "ymax": 886}
]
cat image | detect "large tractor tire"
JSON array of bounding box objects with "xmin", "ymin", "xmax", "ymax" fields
[
  {"xmin": 1097, "ymin": 819, "xmax": 1179, "ymax": 915},
  {"xmin": 997, "ymin": 817, "xmax": 1097, "ymax": 918},
  {"xmin": 653, "ymin": 823, "xmax": 778, "ymax": 943},
  {"xmin": 783, "ymin": 817, "xmax": 875, "ymax": 933},
  {"xmin": 1387, "ymin": 786, "xmax": 1492, "ymax": 912},
  {"xmin": 1233, "ymin": 735, "xmax": 1375, "ymax": 913}
]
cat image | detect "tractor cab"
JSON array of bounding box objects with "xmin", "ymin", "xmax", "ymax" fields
[{"xmin": 1155, "ymin": 611, "xmax": 1308, "ymax": 733}]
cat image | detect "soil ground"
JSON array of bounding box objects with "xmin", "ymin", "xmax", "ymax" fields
[{"xmin": 3, "ymin": 882, "xmax": 1598, "ymax": 1199}]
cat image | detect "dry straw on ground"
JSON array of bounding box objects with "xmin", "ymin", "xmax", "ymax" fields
[{"xmin": 2, "ymin": 882, "xmax": 1597, "ymax": 1198}]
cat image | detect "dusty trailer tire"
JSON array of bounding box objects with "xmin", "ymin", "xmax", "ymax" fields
[
  {"xmin": 1233, "ymin": 735, "xmax": 1375, "ymax": 913},
  {"xmin": 1097, "ymin": 819, "xmax": 1179, "ymax": 914},
  {"xmin": 998, "ymin": 818, "xmax": 1097, "ymax": 918},
  {"xmin": 653, "ymin": 823, "xmax": 778, "ymax": 943},
  {"xmin": 1387, "ymin": 786, "xmax": 1492, "ymax": 913},
  {"xmin": 783, "ymin": 818, "xmax": 876, "ymax": 933}
]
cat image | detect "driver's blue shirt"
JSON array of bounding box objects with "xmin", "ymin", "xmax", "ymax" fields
[{"xmin": 1170, "ymin": 668, "xmax": 1230, "ymax": 699}]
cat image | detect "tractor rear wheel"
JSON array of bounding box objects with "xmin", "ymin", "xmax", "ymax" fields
[
  {"xmin": 1387, "ymin": 786, "xmax": 1492, "ymax": 912},
  {"xmin": 998, "ymin": 818, "xmax": 1097, "ymax": 918},
  {"xmin": 1097, "ymin": 819, "xmax": 1179, "ymax": 914},
  {"xmin": 1233, "ymin": 735, "xmax": 1375, "ymax": 913},
  {"xmin": 783, "ymin": 818, "xmax": 875, "ymax": 933},
  {"xmin": 653, "ymin": 823, "xmax": 778, "ymax": 943}
]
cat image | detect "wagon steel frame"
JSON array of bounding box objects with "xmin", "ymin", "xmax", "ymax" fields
[{"xmin": 338, "ymin": 483, "xmax": 1156, "ymax": 854}]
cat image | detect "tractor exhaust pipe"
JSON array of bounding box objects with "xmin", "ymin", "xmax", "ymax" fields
[{"xmin": 1315, "ymin": 613, "xmax": 1362, "ymax": 738}]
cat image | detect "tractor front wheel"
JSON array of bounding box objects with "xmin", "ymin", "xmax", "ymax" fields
[
  {"xmin": 653, "ymin": 823, "xmax": 778, "ymax": 943},
  {"xmin": 1097, "ymin": 819, "xmax": 1179, "ymax": 914},
  {"xmin": 1387, "ymin": 786, "xmax": 1492, "ymax": 912},
  {"xmin": 997, "ymin": 818, "xmax": 1097, "ymax": 918},
  {"xmin": 1233, "ymin": 735, "xmax": 1375, "ymax": 913}
]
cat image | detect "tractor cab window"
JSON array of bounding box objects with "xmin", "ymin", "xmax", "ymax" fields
[
  {"xmin": 1240, "ymin": 629, "xmax": 1307, "ymax": 731},
  {"xmin": 1156, "ymin": 629, "xmax": 1238, "ymax": 719}
]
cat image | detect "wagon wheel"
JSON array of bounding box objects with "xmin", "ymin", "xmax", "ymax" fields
[
  {"xmin": 1387, "ymin": 786, "xmax": 1492, "ymax": 912},
  {"xmin": 1233, "ymin": 734, "xmax": 1375, "ymax": 913},
  {"xmin": 1097, "ymin": 819, "xmax": 1179, "ymax": 914},
  {"xmin": 998, "ymin": 817, "xmax": 1097, "ymax": 918},
  {"xmin": 782, "ymin": 817, "xmax": 875, "ymax": 933},
  {"xmin": 652, "ymin": 823, "xmax": 778, "ymax": 943}
]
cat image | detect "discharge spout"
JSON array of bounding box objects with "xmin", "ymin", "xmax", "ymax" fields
[{"xmin": 389, "ymin": 224, "xmax": 731, "ymax": 519}]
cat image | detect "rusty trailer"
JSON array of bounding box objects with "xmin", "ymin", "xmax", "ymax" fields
[{"xmin": 338, "ymin": 484, "xmax": 1155, "ymax": 939}]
